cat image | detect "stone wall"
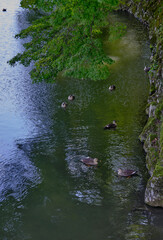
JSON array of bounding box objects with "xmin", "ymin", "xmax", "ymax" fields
[{"xmin": 120, "ymin": 0, "xmax": 163, "ymax": 207}]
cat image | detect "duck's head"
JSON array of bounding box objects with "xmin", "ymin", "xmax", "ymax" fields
[
  {"xmin": 61, "ymin": 102, "xmax": 67, "ymax": 108},
  {"xmin": 109, "ymin": 85, "xmax": 115, "ymax": 91},
  {"xmin": 93, "ymin": 158, "xmax": 98, "ymax": 164},
  {"xmin": 68, "ymin": 95, "xmax": 75, "ymax": 101},
  {"xmin": 113, "ymin": 120, "xmax": 117, "ymax": 125},
  {"xmin": 118, "ymin": 168, "xmax": 122, "ymax": 175}
]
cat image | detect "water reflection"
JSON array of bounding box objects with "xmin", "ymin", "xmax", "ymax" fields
[
  {"xmin": 0, "ymin": 152, "xmax": 41, "ymax": 202},
  {"xmin": 72, "ymin": 189, "xmax": 102, "ymax": 205},
  {"xmin": 0, "ymin": 0, "xmax": 47, "ymax": 205}
]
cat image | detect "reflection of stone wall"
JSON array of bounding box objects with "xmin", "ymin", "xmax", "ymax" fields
[{"xmin": 120, "ymin": 0, "xmax": 163, "ymax": 207}]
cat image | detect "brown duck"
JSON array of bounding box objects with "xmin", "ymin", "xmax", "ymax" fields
[
  {"xmin": 118, "ymin": 169, "xmax": 137, "ymax": 177},
  {"xmin": 81, "ymin": 157, "xmax": 98, "ymax": 166}
]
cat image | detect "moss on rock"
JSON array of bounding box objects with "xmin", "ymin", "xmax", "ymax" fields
[
  {"xmin": 121, "ymin": 0, "xmax": 163, "ymax": 207},
  {"xmin": 145, "ymin": 176, "xmax": 163, "ymax": 207}
]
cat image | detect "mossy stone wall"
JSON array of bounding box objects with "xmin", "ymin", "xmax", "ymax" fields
[{"xmin": 120, "ymin": 0, "xmax": 163, "ymax": 207}]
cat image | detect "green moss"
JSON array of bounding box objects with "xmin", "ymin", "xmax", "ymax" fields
[
  {"xmin": 149, "ymin": 133, "xmax": 157, "ymax": 141},
  {"xmin": 150, "ymin": 83, "xmax": 156, "ymax": 95},
  {"xmin": 152, "ymin": 118, "xmax": 163, "ymax": 177},
  {"xmin": 153, "ymin": 164, "xmax": 163, "ymax": 177},
  {"xmin": 132, "ymin": 5, "xmax": 137, "ymax": 14},
  {"xmin": 160, "ymin": 119, "xmax": 163, "ymax": 157},
  {"xmin": 150, "ymin": 147, "xmax": 159, "ymax": 158},
  {"xmin": 150, "ymin": 101, "xmax": 157, "ymax": 106},
  {"xmin": 142, "ymin": 117, "xmax": 155, "ymax": 133},
  {"xmin": 141, "ymin": 101, "xmax": 162, "ymax": 136},
  {"xmin": 147, "ymin": 158, "xmax": 157, "ymax": 172},
  {"xmin": 146, "ymin": 101, "xmax": 157, "ymax": 108},
  {"xmin": 151, "ymin": 62, "xmax": 159, "ymax": 71},
  {"xmin": 155, "ymin": 100, "xmax": 163, "ymax": 119},
  {"xmin": 139, "ymin": 117, "xmax": 156, "ymax": 142}
]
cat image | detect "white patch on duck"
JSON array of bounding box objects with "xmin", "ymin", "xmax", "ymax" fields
[
  {"xmin": 104, "ymin": 120, "xmax": 117, "ymax": 130},
  {"xmin": 61, "ymin": 102, "xmax": 67, "ymax": 108},
  {"xmin": 68, "ymin": 95, "xmax": 75, "ymax": 101}
]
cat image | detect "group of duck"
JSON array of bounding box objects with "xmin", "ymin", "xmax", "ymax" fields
[
  {"xmin": 61, "ymin": 85, "xmax": 138, "ymax": 178},
  {"xmin": 61, "ymin": 94, "xmax": 75, "ymax": 108},
  {"xmin": 81, "ymin": 157, "xmax": 137, "ymax": 177},
  {"xmin": 79, "ymin": 65, "xmax": 151, "ymax": 177}
]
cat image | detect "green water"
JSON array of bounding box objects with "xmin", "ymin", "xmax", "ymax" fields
[{"xmin": 0, "ymin": 2, "xmax": 163, "ymax": 240}]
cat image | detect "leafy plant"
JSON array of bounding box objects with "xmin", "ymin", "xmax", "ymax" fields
[{"xmin": 9, "ymin": 0, "xmax": 120, "ymax": 82}]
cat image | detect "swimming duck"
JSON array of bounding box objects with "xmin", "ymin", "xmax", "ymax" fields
[
  {"xmin": 68, "ymin": 95, "xmax": 75, "ymax": 101},
  {"xmin": 144, "ymin": 66, "xmax": 150, "ymax": 73},
  {"xmin": 81, "ymin": 157, "xmax": 98, "ymax": 166},
  {"xmin": 104, "ymin": 120, "xmax": 117, "ymax": 130},
  {"xmin": 61, "ymin": 102, "xmax": 67, "ymax": 108},
  {"xmin": 2, "ymin": 8, "xmax": 7, "ymax": 11},
  {"xmin": 109, "ymin": 85, "xmax": 116, "ymax": 91},
  {"xmin": 118, "ymin": 168, "xmax": 137, "ymax": 177}
]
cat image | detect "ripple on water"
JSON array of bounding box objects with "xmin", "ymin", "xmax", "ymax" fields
[{"xmin": 0, "ymin": 150, "xmax": 41, "ymax": 203}]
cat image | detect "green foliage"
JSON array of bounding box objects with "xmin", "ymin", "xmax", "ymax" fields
[{"xmin": 8, "ymin": 0, "xmax": 120, "ymax": 82}]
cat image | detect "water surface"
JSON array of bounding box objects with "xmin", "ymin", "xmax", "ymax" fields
[{"xmin": 0, "ymin": 1, "xmax": 163, "ymax": 240}]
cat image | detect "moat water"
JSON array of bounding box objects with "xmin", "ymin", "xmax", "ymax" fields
[{"xmin": 0, "ymin": 0, "xmax": 163, "ymax": 239}]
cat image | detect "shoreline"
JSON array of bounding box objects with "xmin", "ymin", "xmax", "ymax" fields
[{"xmin": 120, "ymin": 0, "xmax": 163, "ymax": 207}]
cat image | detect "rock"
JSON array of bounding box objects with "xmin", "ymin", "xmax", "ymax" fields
[
  {"xmin": 121, "ymin": 0, "xmax": 163, "ymax": 208},
  {"xmin": 145, "ymin": 176, "xmax": 163, "ymax": 207},
  {"xmin": 149, "ymin": 104, "xmax": 156, "ymax": 117}
]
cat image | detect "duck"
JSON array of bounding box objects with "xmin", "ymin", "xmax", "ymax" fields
[
  {"xmin": 104, "ymin": 120, "xmax": 117, "ymax": 130},
  {"xmin": 118, "ymin": 168, "xmax": 137, "ymax": 177},
  {"xmin": 2, "ymin": 8, "xmax": 7, "ymax": 12},
  {"xmin": 61, "ymin": 102, "xmax": 67, "ymax": 108},
  {"xmin": 80, "ymin": 157, "xmax": 98, "ymax": 166},
  {"xmin": 109, "ymin": 85, "xmax": 116, "ymax": 91},
  {"xmin": 68, "ymin": 95, "xmax": 75, "ymax": 101},
  {"xmin": 144, "ymin": 66, "xmax": 150, "ymax": 73}
]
